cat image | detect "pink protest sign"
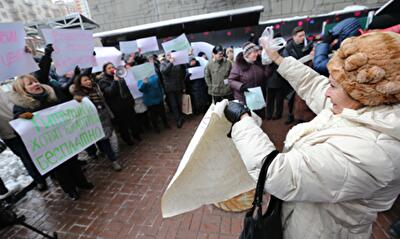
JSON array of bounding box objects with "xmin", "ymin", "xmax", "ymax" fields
[
  {"xmin": 0, "ymin": 22, "xmax": 39, "ymax": 82},
  {"xmin": 42, "ymin": 29, "xmax": 95, "ymax": 75}
]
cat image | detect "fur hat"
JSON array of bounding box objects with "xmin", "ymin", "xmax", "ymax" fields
[{"xmin": 327, "ymin": 32, "xmax": 400, "ymax": 106}]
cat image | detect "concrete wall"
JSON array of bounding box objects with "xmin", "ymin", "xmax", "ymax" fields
[{"xmin": 88, "ymin": 0, "xmax": 388, "ymax": 32}]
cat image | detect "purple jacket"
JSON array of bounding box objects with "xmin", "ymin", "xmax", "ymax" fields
[{"xmin": 228, "ymin": 52, "xmax": 272, "ymax": 103}]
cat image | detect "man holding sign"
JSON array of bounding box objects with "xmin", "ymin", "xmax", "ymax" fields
[
  {"xmin": 160, "ymin": 52, "xmax": 186, "ymax": 128},
  {"xmin": 9, "ymin": 75, "xmax": 95, "ymax": 200}
]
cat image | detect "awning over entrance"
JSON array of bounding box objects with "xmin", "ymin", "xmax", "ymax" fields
[{"xmin": 94, "ymin": 6, "xmax": 264, "ymax": 45}]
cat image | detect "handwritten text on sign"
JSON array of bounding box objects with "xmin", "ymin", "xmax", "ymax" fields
[
  {"xmin": 9, "ymin": 98, "xmax": 105, "ymax": 175},
  {"xmin": 42, "ymin": 29, "xmax": 94, "ymax": 75},
  {"xmin": 0, "ymin": 22, "xmax": 39, "ymax": 81}
]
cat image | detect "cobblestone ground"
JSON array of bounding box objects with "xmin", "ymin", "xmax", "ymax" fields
[{"xmin": 0, "ymin": 112, "xmax": 398, "ymax": 239}]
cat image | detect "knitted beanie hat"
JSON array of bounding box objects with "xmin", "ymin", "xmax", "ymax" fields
[
  {"xmin": 242, "ymin": 42, "xmax": 260, "ymax": 57},
  {"xmin": 327, "ymin": 31, "xmax": 400, "ymax": 106}
]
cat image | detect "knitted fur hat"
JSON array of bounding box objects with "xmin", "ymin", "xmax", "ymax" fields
[{"xmin": 327, "ymin": 32, "xmax": 400, "ymax": 106}]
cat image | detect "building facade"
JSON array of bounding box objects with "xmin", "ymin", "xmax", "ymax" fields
[
  {"xmin": 0, "ymin": 0, "xmax": 68, "ymax": 23},
  {"xmin": 88, "ymin": 0, "xmax": 388, "ymax": 32}
]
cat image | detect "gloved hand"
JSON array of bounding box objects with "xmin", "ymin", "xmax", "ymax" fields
[
  {"xmin": 74, "ymin": 65, "xmax": 81, "ymax": 76},
  {"xmin": 19, "ymin": 112, "xmax": 34, "ymax": 119},
  {"xmin": 93, "ymin": 51, "xmax": 96, "ymax": 56},
  {"xmin": 224, "ymin": 101, "xmax": 251, "ymax": 125},
  {"xmin": 323, "ymin": 32, "xmax": 335, "ymax": 44},
  {"xmin": 240, "ymin": 85, "xmax": 249, "ymax": 93},
  {"xmin": 44, "ymin": 44, "xmax": 54, "ymax": 56}
]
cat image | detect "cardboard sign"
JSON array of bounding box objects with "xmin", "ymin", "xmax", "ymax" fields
[
  {"xmin": 124, "ymin": 68, "xmax": 143, "ymax": 99},
  {"xmin": 136, "ymin": 36, "xmax": 159, "ymax": 53},
  {"xmin": 188, "ymin": 66, "xmax": 205, "ymax": 80},
  {"xmin": 9, "ymin": 98, "xmax": 105, "ymax": 175},
  {"xmin": 92, "ymin": 47, "xmax": 122, "ymax": 73},
  {"xmin": 42, "ymin": 29, "xmax": 94, "ymax": 75},
  {"xmin": 0, "ymin": 22, "xmax": 39, "ymax": 81},
  {"xmin": 191, "ymin": 42, "xmax": 214, "ymax": 60},
  {"xmin": 171, "ymin": 50, "xmax": 189, "ymax": 65},
  {"xmin": 119, "ymin": 40, "xmax": 138, "ymax": 54},
  {"xmin": 244, "ymin": 87, "xmax": 266, "ymax": 110}
]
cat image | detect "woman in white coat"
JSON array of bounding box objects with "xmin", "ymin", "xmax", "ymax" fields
[{"xmin": 224, "ymin": 31, "xmax": 400, "ymax": 239}]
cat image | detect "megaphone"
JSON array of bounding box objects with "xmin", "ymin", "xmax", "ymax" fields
[{"xmin": 114, "ymin": 65, "xmax": 127, "ymax": 78}]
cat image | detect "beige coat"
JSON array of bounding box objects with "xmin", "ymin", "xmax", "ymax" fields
[
  {"xmin": 0, "ymin": 89, "xmax": 16, "ymax": 140},
  {"xmin": 231, "ymin": 57, "xmax": 400, "ymax": 239}
]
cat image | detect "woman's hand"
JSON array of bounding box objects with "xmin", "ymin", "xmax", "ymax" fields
[
  {"xmin": 74, "ymin": 96, "xmax": 83, "ymax": 103},
  {"xmin": 19, "ymin": 112, "xmax": 34, "ymax": 119},
  {"xmin": 143, "ymin": 77, "xmax": 149, "ymax": 84},
  {"xmin": 114, "ymin": 75, "xmax": 120, "ymax": 81}
]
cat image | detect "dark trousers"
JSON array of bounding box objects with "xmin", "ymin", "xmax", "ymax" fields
[
  {"xmin": 3, "ymin": 137, "xmax": 46, "ymax": 185},
  {"xmin": 0, "ymin": 178, "xmax": 8, "ymax": 195},
  {"xmin": 266, "ymin": 88, "xmax": 285, "ymax": 118},
  {"xmin": 86, "ymin": 139, "xmax": 116, "ymax": 162},
  {"xmin": 136, "ymin": 111, "xmax": 151, "ymax": 132},
  {"xmin": 212, "ymin": 94, "xmax": 233, "ymax": 103},
  {"xmin": 148, "ymin": 103, "xmax": 169, "ymax": 130},
  {"xmin": 166, "ymin": 91, "xmax": 183, "ymax": 122},
  {"xmin": 287, "ymin": 90, "xmax": 295, "ymax": 118},
  {"xmin": 53, "ymin": 156, "xmax": 89, "ymax": 194},
  {"xmin": 114, "ymin": 110, "xmax": 141, "ymax": 144}
]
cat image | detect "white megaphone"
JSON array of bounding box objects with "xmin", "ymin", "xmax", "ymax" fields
[{"xmin": 114, "ymin": 65, "xmax": 127, "ymax": 78}]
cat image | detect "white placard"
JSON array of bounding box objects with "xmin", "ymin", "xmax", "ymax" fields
[
  {"xmin": 171, "ymin": 50, "xmax": 189, "ymax": 65},
  {"xmin": 9, "ymin": 98, "xmax": 105, "ymax": 175},
  {"xmin": 234, "ymin": 47, "xmax": 243, "ymax": 61},
  {"xmin": 92, "ymin": 47, "xmax": 122, "ymax": 73},
  {"xmin": 244, "ymin": 87, "xmax": 266, "ymax": 110},
  {"xmin": 0, "ymin": 22, "xmax": 39, "ymax": 81},
  {"xmin": 42, "ymin": 29, "xmax": 94, "ymax": 75},
  {"xmin": 119, "ymin": 40, "xmax": 138, "ymax": 54},
  {"xmin": 188, "ymin": 66, "xmax": 205, "ymax": 80},
  {"xmin": 136, "ymin": 36, "xmax": 159, "ymax": 53},
  {"xmin": 162, "ymin": 33, "xmax": 191, "ymax": 53},
  {"xmin": 124, "ymin": 68, "xmax": 143, "ymax": 99},
  {"xmin": 191, "ymin": 42, "xmax": 214, "ymax": 60},
  {"xmin": 161, "ymin": 100, "xmax": 255, "ymax": 217},
  {"xmin": 195, "ymin": 57, "xmax": 209, "ymax": 67}
]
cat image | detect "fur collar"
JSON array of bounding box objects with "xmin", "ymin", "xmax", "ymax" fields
[{"xmin": 9, "ymin": 84, "xmax": 58, "ymax": 109}]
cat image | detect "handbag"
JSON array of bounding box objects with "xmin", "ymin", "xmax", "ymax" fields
[
  {"xmin": 240, "ymin": 150, "xmax": 283, "ymax": 239},
  {"xmin": 181, "ymin": 94, "xmax": 193, "ymax": 115}
]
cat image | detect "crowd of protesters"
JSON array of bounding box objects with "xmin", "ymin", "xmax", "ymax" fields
[{"xmin": 0, "ymin": 10, "xmax": 400, "ymax": 237}]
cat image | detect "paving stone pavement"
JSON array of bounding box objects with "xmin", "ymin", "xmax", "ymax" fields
[{"xmin": 0, "ymin": 113, "xmax": 398, "ymax": 239}]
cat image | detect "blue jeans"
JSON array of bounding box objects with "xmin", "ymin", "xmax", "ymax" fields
[{"xmin": 86, "ymin": 139, "xmax": 116, "ymax": 162}]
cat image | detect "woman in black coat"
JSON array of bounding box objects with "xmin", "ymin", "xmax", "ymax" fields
[
  {"xmin": 10, "ymin": 74, "xmax": 93, "ymax": 200},
  {"xmin": 98, "ymin": 62, "xmax": 142, "ymax": 145}
]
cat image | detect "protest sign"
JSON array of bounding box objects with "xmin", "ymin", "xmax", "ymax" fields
[
  {"xmin": 191, "ymin": 42, "xmax": 214, "ymax": 60},
  {"xmin": 124, "ymin": 68, "xmax": 143, "ymax": 99},
  {"xmin": 162, "ymin": 33, "xmax": 191, "ymax": 53},
  {"xmin": 234, "ymin": 47, "xmax": 243, "ymax": 61},
  {"xmin": 244, "ymin": 87, "xmax": 266, "ymax": 110},
  {"xmin": 188, "ymin": 66, "xmax": 205, "ymax": 80},
  {"xmin": 0, "ymin": 22, "xmax": 39, "ymax": 81},
  {"xmin": 42, "ymin": 29, "xmax": 94, "ymax": 75},
  {"xmin": 136, "ymin": 36, "xmax": 159, "ymax": 53},
  {"xmin": 195, "ymin": 57, "xmax": 208, "ymax": 67},
  {"xmin": 171, "ymin": 50, "xmax": 189, "ymax": 65},
  {"xmin": 92, "ymin": 47, "xmax": 122, "ymax": 73},
  {"xmin": 131, "ymin": 62, "xmax": 156, "ymax": 80},
  {"xmin": 119, "ymin": 40, "xmax": 138, "ymax": 54},
  {"xmin": 9, "ymin": 98, "xmax": 105, "ymax": 175},
  {"xmin": 162, "ymin": 100, "xmax": 256, "ymax": 217}
]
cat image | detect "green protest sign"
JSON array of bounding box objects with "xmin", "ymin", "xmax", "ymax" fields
[
  {"xmin": 162, "ymin": 33, "xmax": 191, "ymax": 53},
  {"xmin": 9, "ymin": 98, "xmax": 105, "ymax": 175}
]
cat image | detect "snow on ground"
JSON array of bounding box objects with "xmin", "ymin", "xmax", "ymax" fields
[{"xmin": 0, "ymin": 149, "xmax": 33, "ymax": 193}]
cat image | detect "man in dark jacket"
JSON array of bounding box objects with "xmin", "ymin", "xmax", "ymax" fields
[
  {"xmin": 282, "ymin": 26, "xmax": 311, "ymax": 124},
  {"xmin": 160, "ymin": 52, "xmax": 186, "ymax": 128},
  {"xmin": 313, "ymin": 18, "xmax": 361, "ymax": 76}
]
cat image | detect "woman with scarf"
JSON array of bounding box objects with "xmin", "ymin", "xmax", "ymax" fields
[
  {"xmin": 72, "ymin": 73, "xmax": 122, "ymax": 171},
  {"xmin": 10, "ymin": 75, "xmax": 93, "ymax": 200},
  {"xmin": 98, "ymin": 63, "xmax": 142, "ymax": 145},
  {"xmin": 228, "ymin": 42, "xmax": 272, "ymax": 118}
]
